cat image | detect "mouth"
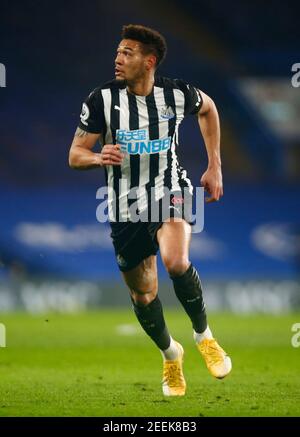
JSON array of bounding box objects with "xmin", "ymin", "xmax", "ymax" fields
[{"xmin": 115, "ymin": 69, "xmax": 124, "ymax": 77}]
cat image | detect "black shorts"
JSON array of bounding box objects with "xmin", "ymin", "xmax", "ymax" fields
[
  {"xmin": 109, "ymin": 190, "xmax": 194, "ymax": 272},
  {"xmin": 110, "ymin": 221, "xmax": 163, "ymax": 272}
]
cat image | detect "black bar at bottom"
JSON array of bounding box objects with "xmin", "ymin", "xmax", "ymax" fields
[{"xmin": 0, "ymin": 417, "xmax": 299, "ymax": 433}]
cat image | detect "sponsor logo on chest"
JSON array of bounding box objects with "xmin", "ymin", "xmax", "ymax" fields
[{"xmin": 116, "ymin": 129, "xmax": 171, "ymax": 155}]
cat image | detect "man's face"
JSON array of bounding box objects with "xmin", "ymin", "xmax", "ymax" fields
[{"xmin": 115, "ymin": 39, "xmax": 150, "ymax": 82}]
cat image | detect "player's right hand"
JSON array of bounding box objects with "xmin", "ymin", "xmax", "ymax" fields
[{"xmin": 100, "ymin": 144, "xmax": 125, "ymax": 166}]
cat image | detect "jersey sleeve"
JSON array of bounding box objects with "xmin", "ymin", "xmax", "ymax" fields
[
  {"xmin": 174, "ymin": 79, "xmax": 203, "ymax": 115},
  {"xmin": 78, "ymin": 87, "xmax": 105, "ymax": 133},
  {"xmin": 184, "ymin": 83, "xmax": 203, "ymax": 115}
]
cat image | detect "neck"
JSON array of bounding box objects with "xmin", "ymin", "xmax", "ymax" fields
[{"xmin": 126, "ymin": 73, "xmax": 155, "ymax": 96}]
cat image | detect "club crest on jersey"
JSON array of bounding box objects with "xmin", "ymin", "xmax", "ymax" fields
[
  {"xmin": 116, "ymin": 129, "xmax": 171, "ymax": 155},
  {"xmin": 80, "ymin": 103, "xmax": 90, "ymax": 126},
  {"xmin": 116, "ymin": 254, "xmax": 127, "ymax": 268},
  {"xmin": 160, "ymin": 105, "xmax": 175, "ymax": 120}
]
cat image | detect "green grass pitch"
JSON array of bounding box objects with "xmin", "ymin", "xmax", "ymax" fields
[{"xmin": 0, "ymin": 310, "xmax": 299, "ymax": 417}]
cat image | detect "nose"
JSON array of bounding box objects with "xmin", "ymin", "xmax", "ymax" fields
[{"xmin": 115, "ymin": 53, "xmax": 123, "ymax": 65}]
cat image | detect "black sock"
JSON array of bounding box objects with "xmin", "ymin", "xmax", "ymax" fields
[
  {"xmin": 132, "ymin": 295, "xmax": 171, "ymax": 350},
  {"xmin": 171, "ymin": 263, "xmax": 207, "ymax": 333}
]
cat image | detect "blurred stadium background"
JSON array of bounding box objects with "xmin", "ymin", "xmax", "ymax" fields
[
  {"xmin": 1, "ymin": 0, "xmax": 300, "ymax": 418},
  {"xmin": 1, "ymin": 0, "xmax": 299, "ymax": 314}
]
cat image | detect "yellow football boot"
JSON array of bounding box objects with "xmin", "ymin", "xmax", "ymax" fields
[
  {"xmin": 162, "ymin": 342, "xmax": 186, "ymax": 396},
  {"xmin": 197, "ymin": 338, "xmax": 232, "ymax": 379}
]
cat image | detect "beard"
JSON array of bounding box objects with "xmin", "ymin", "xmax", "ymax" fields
[{"xmin": 115, "ymin": 77, "xmax": 126, "ymax": 87}]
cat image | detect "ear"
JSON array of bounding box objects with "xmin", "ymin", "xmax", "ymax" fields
[{"xmin": 145, "ymin": 54, "xmax": 157, "ymax": 70}]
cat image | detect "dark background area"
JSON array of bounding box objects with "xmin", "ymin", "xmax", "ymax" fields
[{"xmin": 1, "ymin": 0, "xmax": 300, "ymax": 186}]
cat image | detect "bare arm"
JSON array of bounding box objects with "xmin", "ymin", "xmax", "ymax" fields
[
  {"xmin": 69, "ymin": 128, "xmax": 102, "ymax": 170},
  {"xmin": 197, "ymin": 92, "xmax": 223, "ymax": 202},
  {"xmin": 68, "ymin": 127, "xmax": 124, "ymax": 170}
]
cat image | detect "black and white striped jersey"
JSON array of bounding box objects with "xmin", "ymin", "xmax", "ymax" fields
[{"xmin": 78, "ymin": 76, "xmax": 202, "ymax": 221}]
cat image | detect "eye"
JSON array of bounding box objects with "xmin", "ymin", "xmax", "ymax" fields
[{"xmin": 116, "ymin": 49, "xmax": 133, "ymax": 57}]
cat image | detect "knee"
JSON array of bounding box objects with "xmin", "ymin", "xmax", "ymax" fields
[
  {"xmin": 131, "ymin": 289, "xmax": 157, "ymax": 306},
  {"xmin": 163, "ymin": 256, "xmax": 190, "ymax": 277}
]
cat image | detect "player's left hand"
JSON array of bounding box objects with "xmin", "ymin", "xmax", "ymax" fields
[{"xmin": 200, "ymin": 166, "xmax": 223, "ymax": 203}]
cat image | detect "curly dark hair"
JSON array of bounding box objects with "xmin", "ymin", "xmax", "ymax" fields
[{"xmin": 121, "ymin": 24, "xmax": 167, "ymax": 68}]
